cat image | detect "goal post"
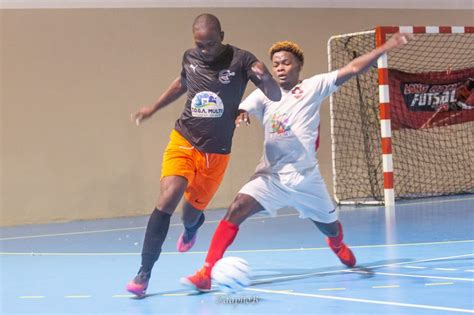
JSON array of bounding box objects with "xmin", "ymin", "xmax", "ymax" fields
[{"xmin": 328, "ymin": 26, "xmax": 474, "ymax": 206}]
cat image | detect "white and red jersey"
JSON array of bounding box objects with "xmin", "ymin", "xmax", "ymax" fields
[{"xmin": 239, "ymin": 70, "xmax": 339, "ymax": 174}]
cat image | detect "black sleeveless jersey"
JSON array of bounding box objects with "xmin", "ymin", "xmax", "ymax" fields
[{"xmin": 174, "ymin": 44, "xmax": 258, "ymax": 154}]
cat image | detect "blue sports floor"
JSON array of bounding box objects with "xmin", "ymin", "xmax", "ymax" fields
[{"xmin": 1, "ymin": 195, "xmax": 473, "ymax": 315}]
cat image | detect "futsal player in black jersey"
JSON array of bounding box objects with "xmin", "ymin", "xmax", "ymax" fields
[{"xmin": 127, "ymin": 13, "xmax": 281, "ymax": 296}]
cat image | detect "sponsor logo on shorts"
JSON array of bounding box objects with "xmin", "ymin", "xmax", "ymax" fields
[
  {"xmin": 194, "ymin": 199, "xmax": 206, "ymax": 204},
  {"xmin": 219, "ymin": 69, "xmax": 235, "ymax": 84},
  {"xmin": 191, "ymin": 91, "xmax": 224, "ymax": 118}
]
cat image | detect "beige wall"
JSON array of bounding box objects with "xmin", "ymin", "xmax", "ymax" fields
[{"xmin": 1, "ymin": 8, "xmax": 472, "ymax": 225}]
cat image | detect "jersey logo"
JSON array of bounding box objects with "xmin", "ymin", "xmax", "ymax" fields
[
  {"xmin": 190, "ymin": 64, "xmax": 199, "ymax": 72},
  {"xmin": 269, "ymin": 112, "xmax": 291, "ymax": 137},
  {"xmin": 191, "ymin": 91, "xmax": 224, "ymax": 118},
  {"xmin": 292, "ymin": 86, "xmax": 304, "ymax": 99},
  {"xmin": 219, "ymin": 69, "xmax": 235, "ymax": 84}
]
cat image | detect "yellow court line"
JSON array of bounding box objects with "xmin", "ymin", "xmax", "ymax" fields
[
  {"xmin": 161, "ymin": 293, "xmax": 191, "ymax": 297},
  {"xmin": 425, "ymin": 282, "xmax": 454, "ymax": 286}
]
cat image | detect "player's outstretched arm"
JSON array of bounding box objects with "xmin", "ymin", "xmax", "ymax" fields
[
  {"xmin": 250, "ymin": 61, "xmax": 282, "ymax": 102},
  {"xmin": 131, "ymin": 76, "xmax": 187, "ymax": 126},
  {"xmin": 335, "ymin": 32, "xmax": 414, "ymax": 86}
]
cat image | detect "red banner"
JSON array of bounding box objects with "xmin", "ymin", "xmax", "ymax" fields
[{"xmin": 389, "ymin": 69, "xmax": 474, "ymax": 130}]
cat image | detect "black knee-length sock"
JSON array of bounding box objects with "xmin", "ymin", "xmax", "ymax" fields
[{"xmin": 140, "ymin": 208, "xmax": 171, "ymax": 273}]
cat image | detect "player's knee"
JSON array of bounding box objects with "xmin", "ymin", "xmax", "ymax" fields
[
  {"xmin": 155, "ymin": 198, "xmax": 179, "ymax": 214},
  {"xmin": 156, "ymin": 191, "xmax": 184, "ymax": 214},
  {"xmin": 156, "ymin": 176, "xmax": 187, "ymax": 213},
  {"xmin": 226, "ymin": 202, "xmax": 241, "ymax": 221},
  {"xmin": 225, "ymin": 200, "xmax": 246, "ymax": 224}
]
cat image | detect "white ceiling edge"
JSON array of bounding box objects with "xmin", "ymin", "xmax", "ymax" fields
[{"xmin": 1, "ymin": 0, "xmax": 473, "ymax": 10}]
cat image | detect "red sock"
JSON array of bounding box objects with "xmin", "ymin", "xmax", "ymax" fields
[{"xmin": 204, "ymin": 220, "xmax": 239, "ymax": 274}]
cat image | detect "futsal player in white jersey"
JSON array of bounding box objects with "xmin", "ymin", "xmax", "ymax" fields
[{"xmin": 182, "ymin": 33, "xmax": 412, "ymax": 291}]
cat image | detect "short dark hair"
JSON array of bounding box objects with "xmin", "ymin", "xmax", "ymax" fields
[
  {"xmin": 193, "ymin": 13, "xmax": 222, "ymax": 33},
  {"xmin": 269, "ymin": 41, "xmax": 304, "ymax": 65}
]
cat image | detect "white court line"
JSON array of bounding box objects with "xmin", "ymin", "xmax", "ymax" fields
[
  {"xmin": 0, "ymin": 227, "xmax": 146, "ymax": 241},
  {"xmin": 1, "ymin": 252, "xmax": 139, "ymax": 256},
  {"xmin": 393, "ymin": 196, "xmax": 474, "ymax": 208},
  {"xmin": 251, "ymin": 253, "xmax": 474, "ymax": 285},
  {"xmin": 434, "ymin": 268, "xmax": 457, "ymax": 271},
  {"xmin": 466, "ymin": 270, "xmax": 474, "ymax": 272},
  {"xmin": 349, "ymin": 271, "xmax": 474, "ymax": 282},
  {"xmin": 368, "ymin": 253, "xmax": 474, "ymax": 269},
  {"xmin": 19, "ymin": 296, "xmax": 45, "ymax": 299},
  {"xmin": 0, "ymin": 213, "xmax": 299, "ymax": 241},
  {"xmin": 400, "ymin": 266, "xmax": 427, "ymax": 269},
  {"xmin": 372, "ymin": 285, "xmax": 400, "ymax": 289},
  {"xmin": 11, "ymin": 254, "xmax": 473, "ymax": 302},
  {"xmin": 1, "ymin": 239, "xmax": 473, "ymax": 256},
  {"xmin": 112, "ymin": 294, "xmax": 135, "ymax": 298},
  {"xmin": 2, "ymin": 195, "xmax": 472, "ymax": 241},
  {"xmin": 348, "ymin": 239, "xmax": 474, "ymax": 249},
  {"xmin": 245, "ymin": 287, "xmax": 474, "ymax": 313},
  {"xmin": 318, "ymin": 287, "xmax": 346, "ymax": 291}
]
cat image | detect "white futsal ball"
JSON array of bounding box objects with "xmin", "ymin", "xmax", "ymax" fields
[{"xmin": 211, "ymin": 257, "xmax": 251, "ymax": 293}]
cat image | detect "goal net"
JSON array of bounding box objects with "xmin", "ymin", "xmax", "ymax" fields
[{"xmin": 328, "ymin": 26, "xmax": 474, "ymax": 205}]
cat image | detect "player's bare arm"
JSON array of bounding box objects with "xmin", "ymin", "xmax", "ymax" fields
[
  {"xmin": 131, "ymin": 76, "xmax": 187, "ymax": 126},
  {"xmin": 335, "ymin": 32, "xmax": 414, "ymax": 86},
  {"xmin": 250, "ymin": 61, "xmax": 282, "ymax": 102}
]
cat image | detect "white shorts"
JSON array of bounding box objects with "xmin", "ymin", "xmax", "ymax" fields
[{"xmin": 238, "ymin": 167, "xmax": 337, "ymax": 223}]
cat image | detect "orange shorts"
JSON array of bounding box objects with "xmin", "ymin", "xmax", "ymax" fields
[{"xmin": 161, "ymin": 129, "xmax": 230, "ymax": 210}]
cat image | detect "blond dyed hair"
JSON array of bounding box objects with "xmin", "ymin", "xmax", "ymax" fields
[{"xmin": 269, "ymin": 41, "xmax": 304, "ymax": 65}]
